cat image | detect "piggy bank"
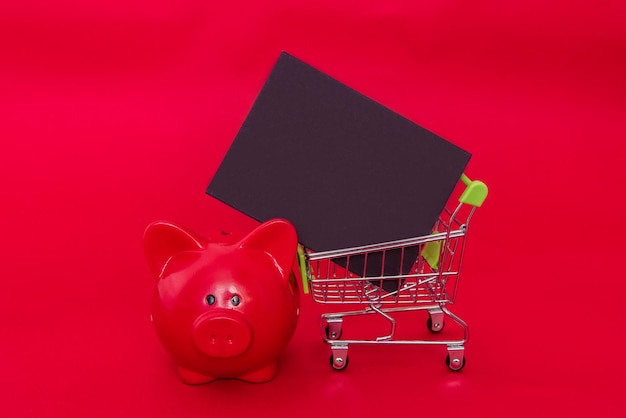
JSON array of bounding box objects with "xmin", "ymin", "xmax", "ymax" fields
[{"xmin": 143, "ymin": 219, "xmax": 300, "ymax": 384}]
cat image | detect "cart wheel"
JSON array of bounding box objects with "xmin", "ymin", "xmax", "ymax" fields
[
  {"xmin": 325, "ymin": 324, "xmax": 343, "ymax": 340},
  {"xmin": 329, "ymin": 353, "xmax": 349, "ymax": 371},
  {"xmin": 446, "ymin": 354, "xmax": 466, "ymax": 372},
  {"xmin": 427, "ymin": 316, "xmax": 444, "ymax": 333}
]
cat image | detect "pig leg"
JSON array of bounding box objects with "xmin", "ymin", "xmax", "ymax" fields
[
  {"xmin": 238, "ymin": 362, "xmax": 278, "ymax": 383},
  {"xmin": 177, "ymin": 367, "xmax": 217, "ymax": 384}
]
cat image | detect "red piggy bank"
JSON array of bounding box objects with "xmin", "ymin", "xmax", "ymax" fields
[{"xmin": 143, "ymin": 219, "xmax": 300, "ymax": 384}]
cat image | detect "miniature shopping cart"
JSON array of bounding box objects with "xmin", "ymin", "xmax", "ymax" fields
[{"xmin": 297, "ymin": 174, "xmax": 488, "ymax": 371}]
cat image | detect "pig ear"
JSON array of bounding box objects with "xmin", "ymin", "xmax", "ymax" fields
[
  {"xmin": 144, "ymin": 221, "xmax": 206, "ymax": 279},
  {"xmin": 239, "ymin": 219, "xmax": 298, "ymax": 276}
]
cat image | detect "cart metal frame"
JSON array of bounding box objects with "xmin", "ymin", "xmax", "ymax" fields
[{"xmin": 298, "ymin": 174, "xmax": 488, "ymax": 371}]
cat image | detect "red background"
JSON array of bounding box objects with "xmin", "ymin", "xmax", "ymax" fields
[{"xmin": 1, "ymin": 1, "xmax": 625, "ymax": 416}]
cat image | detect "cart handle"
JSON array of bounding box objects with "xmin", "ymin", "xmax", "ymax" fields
[
  {"xmin": 297, "ymin": 244, "xmax": 310, "ymax": 294},
  {"xmin": 459, "ymin": 174, "xmax": 488, "ymax": 207}
]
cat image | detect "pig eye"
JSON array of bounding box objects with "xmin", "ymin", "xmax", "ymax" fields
[
  {"xmin": 230, "ymin": 295, "xmax": 241, "ymax": 306},
  {"xmin": 206, "ymin": 294, "xmax": 216, "ymax": 305}
]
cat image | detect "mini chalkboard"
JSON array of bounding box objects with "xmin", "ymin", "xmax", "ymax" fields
[{"xmin": 207, "ymin": 52, "xmax": 471, "ymax": 290}]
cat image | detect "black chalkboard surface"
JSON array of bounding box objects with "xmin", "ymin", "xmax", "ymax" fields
[{"xmin": 207, "ymin": 52, "xmax": 471, "ymax": 290}]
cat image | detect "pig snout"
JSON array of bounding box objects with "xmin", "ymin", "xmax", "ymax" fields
[{"xmin": 192, "ymin": 312, "xmax": 252, "ymax": 358}]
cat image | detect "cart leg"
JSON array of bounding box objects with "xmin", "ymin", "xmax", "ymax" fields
[
  {"xmin": 330, "ymin": 343, "xmax": 349, "ymax": 371},
  {"xmin": 370, "ymin": 304, "xmax": 396, "ymax": 341},
  {"xmin": 427, "ymin": 308, "xmax": 445, "ymax": 333},
  {"xmin": 446, "ymin": 345, "xmax": 466, "ymax": 371}
]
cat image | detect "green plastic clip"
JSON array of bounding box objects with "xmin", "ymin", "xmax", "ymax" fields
[
  {"xmin": 422, "ymin": 233, "xmax": 442, "ymax": 270},
  {"xmin": 297, "ymin": 245, "xmax": 310, "ymax": 294}
]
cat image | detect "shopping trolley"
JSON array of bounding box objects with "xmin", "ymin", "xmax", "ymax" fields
[{"xmin": 297, "ymin": 174, "xmax": 488, "ymax": 371}]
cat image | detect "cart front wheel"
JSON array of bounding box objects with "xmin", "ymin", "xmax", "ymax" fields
[
  {"xmin": 325, "ymin": 324, "xmax": 343, "ymax": 340},
  {"xmin": 329, "ymin": 353, "xmax": 349, "ymax": 371},
  {"xmin": 446, "ymin": 354, "xmax": 466, "ymax": 372},
  {"xmin": 427, "ymin": 316, "xmax": 444, "ymax": 333}
]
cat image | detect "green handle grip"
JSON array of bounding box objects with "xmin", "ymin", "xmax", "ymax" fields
[{"xmin": 459, "ymin": 173, "xmax": 488, "ymax": 207}]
